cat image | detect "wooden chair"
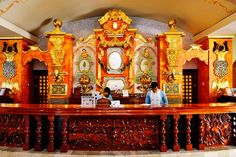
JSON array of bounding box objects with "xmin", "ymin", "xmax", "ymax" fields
[{"xmin": 97, "ymin": 98, "xmax": 111, "ymax": 105}]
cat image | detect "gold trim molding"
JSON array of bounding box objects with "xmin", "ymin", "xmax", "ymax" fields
[
  {"xmin": 0, "ymin": 0, "xmax": 24, "ymax": 16},
  {"xmin": 206, "ymin": 0, "xmax": 233, "ymax": 13},
  {"xmin": 208, "ymin": 35, "xmax": 234, "ymax": 39},
  {"xmin": 0, "ymin": 37, "xmax": 23, "ymax": 40}
]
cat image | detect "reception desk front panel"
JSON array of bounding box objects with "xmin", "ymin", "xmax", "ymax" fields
[{"xmin": 0, "ymin": 103, "xmax": 235, "ymax": 152}]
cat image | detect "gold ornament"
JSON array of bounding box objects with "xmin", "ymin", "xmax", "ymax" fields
[
  {"xmin": 98, "ymin": 9, "xmax": 132, "ymax": 25},
  {"xmin": 79, "ymin": 74, "xmax": 93, "ymax": 93},
  {"xmin": 137, "ymin": 73, "xmax": 152, "ymax": 93},
  {"xmin": 168, "ymin": 18, "xmax": 177, "ymax": 32}
]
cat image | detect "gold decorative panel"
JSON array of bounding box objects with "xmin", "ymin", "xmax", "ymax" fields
[
  {"xmin": 50, "ymin": 84, "xmax": 67, "ymax": 95},
  {"xmin": 163, "ymin": 83, "xmax": 180, "ymax": 95},
  {"xmin": 213, "ymin": 41, "xmax": 229, "ymax": 79},
  {"xmin": 95, "ymin": 9, "xmax": 136, "ymax": 91}
]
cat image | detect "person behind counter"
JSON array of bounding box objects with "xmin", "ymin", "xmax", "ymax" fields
[
  {"xmin": 97, "ymin": 87, "xmax": 113, "ymax": 101},
  {"xmin": 145, "ymin": 82, "xmax": 168, "ymax": 106}
]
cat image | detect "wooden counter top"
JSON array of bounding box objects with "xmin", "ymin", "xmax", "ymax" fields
[{"xmin": 0, "ymin": 102, "xmax": 235, "ymax": 115}]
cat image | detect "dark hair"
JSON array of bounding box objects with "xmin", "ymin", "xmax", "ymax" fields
[
  {"xmin": 151, "ymin": 82, "xmax": 158, "ymax": 88},
  {"xmin": 104, "ymin": 87, "xmax": 111, "ymax": 95}
]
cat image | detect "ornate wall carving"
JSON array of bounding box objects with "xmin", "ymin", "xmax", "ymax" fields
[
  {"xmin": 182, "ymin": 44, "xmax": 208, "ymax": 66},
  {"xmin": 73, "ymin": 35, "xmax": 96, "ymax": 93},
  {"xmin": 0, "ymin": 114, "xmax": 25, "ymax": 146},
  {"xmin": 134, "ymin": 35, "xmax": 157, "ymax": 93},
  {"xmin": 203, "ymin": 114, "xmax": 231, "ymax": 146},
  {"xmin": 69, "ymin": 117, "xmax": 158, "ymax": 150},
  {"xmin": 213, "ymin": 41, "xmax": 229, "ymax": 78},
  {"xmin": 211, "ymin": 40, "xmax": 231, "ymax": 96},
  {"xmin": 95, "ymin": 9, "xmax": 136, "ymax": 91}
]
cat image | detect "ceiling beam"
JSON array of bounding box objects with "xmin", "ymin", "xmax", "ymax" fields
[
  {"xmin": 194, "ymin": 12, "xmax": 236, "ymax": 42},
  {"xmin": 0, "ymin": 17, "xmax": 38, "ymax": 43}
]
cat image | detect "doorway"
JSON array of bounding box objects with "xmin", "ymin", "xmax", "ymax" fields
[
  {"xmin": 33, "ymin": 70, "xmax": 48, "ymax": 104},
  {"xmin": 30, "ymin": 59, "xmax": 48, "ymax": 104},
  {"xmin": 182, "ymin": 69, "xmax": 198, "ymax": 103}
]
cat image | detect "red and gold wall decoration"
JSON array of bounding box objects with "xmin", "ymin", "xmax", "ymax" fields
[
  {"xmin": 156, "ymin": 19, "xmax": 185, "ymax": 103},
  {"xmin": 0, "ymin": 9, "xmax": 234, "ymax": 104},
  {"xmin": 197, "ymin": 37, "xmax": 233, "ymax": 102},
  {"xmin": 94, "ymin": 9, "xmax": 136, "ymax": 92}
]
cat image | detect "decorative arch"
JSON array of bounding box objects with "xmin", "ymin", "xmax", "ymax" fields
[
  {"xmin": 22, "ymin": 50, "xmax": 52, "ymax": 66},
  {"xmin": 180, "ymin": 47, "xmax": 209, "ymax": 66},
  {"xmin": 233, "ymin": 60, "xmax": 236, "ymax": 87}
]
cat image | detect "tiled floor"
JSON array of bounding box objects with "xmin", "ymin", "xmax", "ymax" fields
[{"xmin": 0, "ymin": 146, "xmax": 236, "ymax": 157}]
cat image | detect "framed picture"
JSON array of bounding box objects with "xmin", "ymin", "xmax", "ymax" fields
[
  {"xmin": 81, "ymin": 96, "xmax": 96, "ymax": 107},
  {"xmin": 103, "ymin": 77, "xmax": 127, "ymax": 91},
  {"xmin": 163, "ymin": 83, "xmax": 180, "ymax": 95},
  {"xmin": 50, "ymin": 84, "xmax": 67, "ymax": 95}
]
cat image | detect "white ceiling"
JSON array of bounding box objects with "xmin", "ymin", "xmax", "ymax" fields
[{"xmin": 1, "ymin": 0, "xmax": 236, "ymax": 43}]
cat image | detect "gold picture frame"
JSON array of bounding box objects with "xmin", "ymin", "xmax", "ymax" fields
[
  {"xmin": 163, "ymin": 83, "xmax": 180, "ymax": 95},
  {"xmin": 50, "ymin": 84, "xmax": 67, "ymax": 95}
]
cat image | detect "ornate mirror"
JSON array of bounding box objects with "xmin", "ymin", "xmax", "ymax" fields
[
  {"xmin": 107, "ymin": 47, "xmax": 123, "ymax": 74},
  {"xmin": 103, "ymin": 77, "xmax": 126, "ymax": 91}
]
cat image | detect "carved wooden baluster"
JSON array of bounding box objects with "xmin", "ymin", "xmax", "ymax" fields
[
  {"xmin": 160, "ymin": 115, "xmax": 167, "ymax": 152},
  {"xmin": 47, "ymin": 115, "xmax": 55, "ymax": 152},
  {"xmin": 23, "ymin": 115, "xmax": 30, "ymax": 150},
  {"xmin": 173, "ymin": 114, "xmax": 180, "ymax": 151},
  {"xmin": 198, "ymin": 114, "xmax": 205, "ymax": 150},
  {"xmin": 186, "ymin": 114, "xmax": 192, "ymax": 151},
  {"xmin": 35, "ymin": 115, "xmax": 42, "ymax": 151},
  {"xmin": 232, "ymin": 114, "xmax": 236, "ymax": 145},
  {"xmin": 60, "ymin": 116, "xmax": 69, "ymax": 152}
]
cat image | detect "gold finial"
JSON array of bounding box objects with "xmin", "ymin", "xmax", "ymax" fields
[
  {"xmin": 53, "ymin": 19, "xmax": 63, "ymax": 29},
  {"xmin": 168, "ymin": 18, "xmax": 176, "ymax": 32},
  {"xmin": 45, "ymin": 18, "xmax": 66, "ymax": 35}
]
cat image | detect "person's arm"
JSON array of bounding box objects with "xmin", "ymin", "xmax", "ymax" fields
[
  {"xmin": 108, "ymin": 94, "xmax": 113, "ymax": 101},
  {"xmin": 161, "ymin": 91, "xmax": 168, "ymax": 106},
  {"xmin": 97, "ymin": 94, "xmax": 102, "ymax": 100},
  {"xmin": 145, "ymin": 91, "xmax": 151, "ymax": 104}
]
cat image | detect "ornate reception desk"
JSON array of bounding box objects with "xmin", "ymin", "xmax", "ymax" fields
[{"xmin": 0, "ymin": 103, "xmax": 235, "ymax": 152}]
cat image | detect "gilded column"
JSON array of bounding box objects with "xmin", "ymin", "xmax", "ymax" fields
[
  {"xmin": 156, "ymin": 19, "xmax": 184, "ymax": 104},
  {"xmin": 45, "ymin": 19, "xmax": 74, "ymax": 103}
]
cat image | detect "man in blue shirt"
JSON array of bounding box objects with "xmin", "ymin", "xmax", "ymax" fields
[{"xmin": 145, "ymin": 82, "xmax": 168, "ymax": 106}]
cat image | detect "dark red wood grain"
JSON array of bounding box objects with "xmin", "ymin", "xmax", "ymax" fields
[{"xmin": 0, "ymin": 102, "xmax": 234, "ymax": 152}]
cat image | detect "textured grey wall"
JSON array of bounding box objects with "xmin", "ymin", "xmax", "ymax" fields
[{"xmin": 38, "ymin": 16, "xmax": 194, "ymax": 50}]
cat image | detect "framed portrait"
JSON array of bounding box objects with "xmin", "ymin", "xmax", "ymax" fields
[{"xmin": 50, "ymin": 84, "xmax": 67, "ymax": 95}]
